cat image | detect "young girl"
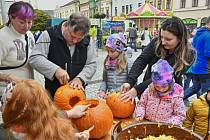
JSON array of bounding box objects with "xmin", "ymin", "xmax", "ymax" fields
[
  {"xmin": 98, "ymin": 33, "xmax": 132, "ymax": 99},
  {"xmin": 1, "ymin": 80, "xmax": 92, "ymax": 140},
  {"xmin": 135, "ymin": 59, "xmax": 185, "ymax": 126}
]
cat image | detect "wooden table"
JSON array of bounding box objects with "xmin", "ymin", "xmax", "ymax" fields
[{"xmin": 91, "ymin": 118, "xmax": 135, "ymax": 140}]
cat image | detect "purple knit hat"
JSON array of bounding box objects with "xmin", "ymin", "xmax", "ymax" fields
[
  {"xmin": 151, "ymin": 59, "xmax": 174, "ymax": 86},
  {"xmin": 106, "ymin": 33, "xmax": 126, "ymax": 52}
]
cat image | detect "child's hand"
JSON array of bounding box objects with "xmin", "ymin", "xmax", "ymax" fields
[
  {"xmin": 75, "ymin": 126, "xmax": 94, "ymax": 140},
  {"xmin": 135, "ymin": 117, "xmax": 143, "ymax": 122},
  {"xmin": 66, "ymin": 104, "xmax": 91, "ymax": 119},
  {"xmin": 97, "ymin": 91, "xmax": 107, "ymax": 99}
]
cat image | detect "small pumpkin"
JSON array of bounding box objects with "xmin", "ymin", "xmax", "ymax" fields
[
  {"xmin": 72, "ymin": 99, "xmax": 113, "ymax": 138},
  {"xmin": 106, "ymin": 92, "xmax": 135, "ymax": 118},
  {"xmin": 54, "ymin": 84, "xmax": 85, "ymax": 110}
]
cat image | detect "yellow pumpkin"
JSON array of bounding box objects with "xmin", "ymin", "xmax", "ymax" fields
[
  {"xmin": 106, "ymin": 92, "xmax": 135, "ymax": 118},
  {"xmin": 54, "ymin": 84, "xmax": 85, "ymax": 110},
  {"xmin": 72, "ymin": 99, "xmax": 113, "ymax": 138}
]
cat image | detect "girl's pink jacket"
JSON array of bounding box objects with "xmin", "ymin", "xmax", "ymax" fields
[{"xmin": 135, "ymin": 83, "xmax": 185, "ymax": 125}]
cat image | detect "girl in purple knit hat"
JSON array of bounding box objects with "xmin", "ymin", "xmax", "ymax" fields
[
  {"xmin": 135, "ymin": 59, "xmax": 185, "ymax": 125},
  {"xmin": 97, "ymin": 33, "xmax": 133, "ymax": 99}
]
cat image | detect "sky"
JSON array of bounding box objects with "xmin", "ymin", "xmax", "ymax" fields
[
  {"xmin": 9, "ymin": 0, "xmax": 72, "ymax": 10},
  {"xmin": 33, "ymin": 0, "xmax": 71, "ymax": 10}
]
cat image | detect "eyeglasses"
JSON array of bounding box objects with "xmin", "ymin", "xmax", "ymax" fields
[{"xmin": 0, "ymin": 82, "xmax": 16, "ymax": 112}]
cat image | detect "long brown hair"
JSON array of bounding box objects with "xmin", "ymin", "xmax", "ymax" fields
[
  {"xmin": 155, "ymin": 16, "xmax": 194, "ymax": 73},
  {"xmin": 3, "ymin": 80, "xmax": 77, "ymax": 140}
]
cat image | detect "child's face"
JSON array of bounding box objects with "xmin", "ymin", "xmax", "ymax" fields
[
  {"xmin": 154, "ymin": 84, "xmax": 170, "ymax": 94},
  {"xmin": 107, "ymin": 47, "xmax": 120, "ymax": 59}
]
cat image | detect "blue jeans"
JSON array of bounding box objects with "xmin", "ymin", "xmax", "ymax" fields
[
  {"xmin": 183, "ymin": 73, "xmax": 193, "ymax": 91},
  {"xmin": 129, "ymin": 38, "xmax": 137, "ymax": 51},
  {"xmin": 184, "ymin": 74, "xmax": 210, "ymax": 100}
]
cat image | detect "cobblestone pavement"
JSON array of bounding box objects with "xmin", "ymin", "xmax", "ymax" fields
[{"xmin": 34, "ymin": 48, "xmax": 144, "ymax": 99}]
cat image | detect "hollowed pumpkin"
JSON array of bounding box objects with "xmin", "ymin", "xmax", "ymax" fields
[
  {"xmin": 54, "ymin": 84, "xmax": 85, "ymax": 110},
  {"xmin": 72, "ymin": 99, "xmax": 113, "ymax": 138},
  {"xmin": 106, "ymin": 92, "xmax": 135, "ymax": 118}
]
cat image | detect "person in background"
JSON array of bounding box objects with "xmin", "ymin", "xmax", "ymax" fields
[
  {"xmin": 183, "ymin": 90, "xmax": 210, "ymax": 139},
  {"xmin": 0, "ymin": 1, "xmax": 35, "ymax": 96},
  {"xmin": 128, "ymin": 24, "xmax": 138, "ymax": 52},
  {"xmin": 120, "ymin": 16, "xmax": 195, "ymax": 103},
  {"xmin": 1, "ymin": 79, "xmax": 93, "ymax": 140},
  {"xmin": 29, "ymin": 13, "xmax": 97, "ymax": 98},
  {"xmin": 184, "ymin": 16, "xmax": 210, "ymax": 100},
  {"xmin": 140, "ymin": 27, "xmax": 151, "ymax": 50},
  {"xmin": 97, "ymin": 33, "xmax": 132, "ymax": 99},
  {"xmin": 135, "ymin": 59, "xmax": 185, "ymax": 126}
]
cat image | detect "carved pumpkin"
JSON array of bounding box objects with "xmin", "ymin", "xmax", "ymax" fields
[
  {"xmin": 54, "ymin": 84, "xmax": 85, "ymax": 110},
  {"xmin": 106, "ymin": 92, "xmax": 135, "ymax": 118},
  {"xmin": 72, "ymin": 99, "xmax": 113, "ymax": 138}
]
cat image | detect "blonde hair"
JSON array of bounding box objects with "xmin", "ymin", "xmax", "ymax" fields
[
  {"xmin": 3, "ymin": 80, "xmax": 77, "ymax": 140},
  {"xmin": 104, "ymin": 52, "xmax": 127, "ymax": 73}
]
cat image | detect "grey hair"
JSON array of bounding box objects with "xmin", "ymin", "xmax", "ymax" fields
[{"xmin": 67, "ymin": 13, "xmax": 91, "ymax": 35}]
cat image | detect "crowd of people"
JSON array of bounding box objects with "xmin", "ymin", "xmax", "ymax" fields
[{"xmin": 0, "ymin": 1, "xmax": 210, "ymax": 139}]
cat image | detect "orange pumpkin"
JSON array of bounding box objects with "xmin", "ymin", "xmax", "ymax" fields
[
  {"xmin": 72, "ymin": 99, "xmax": 113, "ymax": 138},
  {"xmin": 106, "ymin": 92, "xmax": 135, "ymax": 118},
  {"xmin": 54, "ymin": 84, "xmax": 85, "ymax": 110}
]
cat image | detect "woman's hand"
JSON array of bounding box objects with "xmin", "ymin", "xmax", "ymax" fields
[
  {"xmin": 97, "ymin": 91, "xmax": 107, "ymax": 99},
  {"xmin": 75, "ymin": 126, "xmax": 94, "ymax": 140},
  {"xmin": 120, "ymin": 88, "xmax": 137, "ymax": 103},
  {"xmin": 120, "ymin": 83, "xmax": 131, "ymax": 93},
  {"xmin": 66, "ymin": 104, "xmax": 91, "ymax": 119}
]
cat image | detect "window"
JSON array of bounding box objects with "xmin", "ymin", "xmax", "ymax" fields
[
  {"xmin": 206, "ymin": 0, "xmax": 210, "ymax": 6},
  {"xmin": 138, "ymin": 3, "xmax": 142, "ymax": 7},
  {"xmin": 130, "ymin": 4, "xmax": 132, "ymax": 12},
  {"xmin": 115, "ymin": 7, "xmax": 117, "ymax": 16},
  {"xmin": 106, "ymin": 8, "xmax": 109, "ymax": 17},
  {"xmin": 180, "ymin": 0, "xmax": 186, "ymax": 8},
  {"xmin": 192, "ymin": 0, "xmax": 198, "ymax": 7},
  {"xmin": 166, "ymin": 0, "xmax": 171, "ymax": 9},
  {"xmin": 157, "ymin": 0, "xmax": 162, "ymax": 9},
  {"xmin": 122, "ymin": 6, "xmax": 125, "ymax": 13},
  {"xmin": 126, "ymin": 5, "xmax": 129, "ymax": 14}
]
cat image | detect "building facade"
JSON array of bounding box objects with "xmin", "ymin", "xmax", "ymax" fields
[
  {"xmin": 80, "ymin": 0, "xmax": 89, "ymax": 17},
  {"xmin": 173, "ymin": 0, "xmax": 210, "ymax": 30},
  {"xmin": 54, "ymin": 0, "xmax": 79, "ymax": 19}
]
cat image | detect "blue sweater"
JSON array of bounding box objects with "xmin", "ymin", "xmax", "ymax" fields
[{"xmin": 191, "ymin": 27, "xmax": 210, "ymax": 74}]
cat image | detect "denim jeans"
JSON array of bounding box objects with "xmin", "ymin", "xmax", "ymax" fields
[
  {"xmin": 184, "ymin": 74, "xmax": 210, "ymax": 100},
  {"xmin": 183, "ymin": 73, "xmax": 193, "ymax": 91},
  {"xmin": 129, "ymin": 38, "xmax": 137, "ymax": 51}
]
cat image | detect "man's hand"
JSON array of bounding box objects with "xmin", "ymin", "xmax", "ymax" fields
[
  {"xmin": 120, "ymin": 88, "xmax": 137, "ymax": 104},
  {"xmin": 70, "ymin": 77, "xmax": 84, "ymax": 91},
  {"xmin": 66, "ymin": 104, "xmax": 91, "ymax": 119},
  {"xmin": 75, "ymin": 126, "xmax": 94, "ymax": 140},
  {"xmin": 120, "ymin": 83, "xmax": 131, "ymax": 93},
  {"xmin": 55, "ymin": 67, "xmax": 70, "ymax": 85},
  {"xmin": 0, "ymin": 73, "xmax": 19, "ymax": 82}
]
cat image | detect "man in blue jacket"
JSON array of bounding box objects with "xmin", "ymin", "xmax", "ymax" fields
[{"xmin": 184, "ymin": 16, "xmax": 210, "ymax": 99}]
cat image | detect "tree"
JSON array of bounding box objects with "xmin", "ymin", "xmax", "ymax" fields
[{"xmin": 31, "ymin": 9, "xmax": 51, "ymax": 31}]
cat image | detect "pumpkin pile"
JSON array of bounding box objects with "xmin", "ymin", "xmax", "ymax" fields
[
  {"xmin": 106, "ymin": 92, "xmax": 135, "ymax": 118},
  {"xmin": 54, "ymin": 85, "xmax": 113, "ymax": 138}
]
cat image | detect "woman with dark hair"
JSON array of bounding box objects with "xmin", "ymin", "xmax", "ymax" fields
[
  {"xmin": 0, "ymin": 1, "xmax": 35, "ymax": 95},
  {"xmin": 120, "ymin": 16, "xmax": 195, "ymax": 102}
]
